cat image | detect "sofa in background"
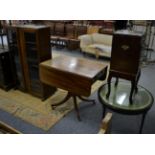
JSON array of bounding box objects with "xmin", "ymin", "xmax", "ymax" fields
[{"xmin": 78, "ymin": 33, "xmax": 113, "ymax": 58}]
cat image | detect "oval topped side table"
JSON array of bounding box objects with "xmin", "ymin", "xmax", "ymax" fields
[{"xmin": 98, "ymin": 81, "xmax": 154, "ymax": 133}]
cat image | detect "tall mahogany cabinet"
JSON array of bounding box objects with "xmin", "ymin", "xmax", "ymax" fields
[
  {"xmin": 7, "ymin": 25, "xmax": 56, "ymax": 100},
  {"xmin": 106, "ymin": 30, "xmax": 143, "ymax": 103}
]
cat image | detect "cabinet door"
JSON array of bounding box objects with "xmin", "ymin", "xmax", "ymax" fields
[
  {"xmin": 0, "ymin": 52, "xmax": 14, "ymax": 88},
  {"xmin": 111, "ymin": 34, "xmax": 142, "ymax": 74},
  {"xmin": 8, "ymin": 29, "xmax": 25, "ymax": 90},
  {"xmin": 24, "ymin": 32, "xmax": 42, "ymax": 94}
]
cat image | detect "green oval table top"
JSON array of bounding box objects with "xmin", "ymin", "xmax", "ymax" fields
[{"xmin": 98, "ymin": 81, "xmax": 154, "ymax": 114}]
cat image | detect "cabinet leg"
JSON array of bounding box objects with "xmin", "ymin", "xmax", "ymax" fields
[
  {"xmin": 115, "ymin": 77, "xmax": 119, "ymax": 87},
  {"xmin": 135, "ymin": 70, "xmax": 141, "ymax": 93},
  {"xmin": 129, "ymin": 80, "xmax": 136, "ymax": 104},
  {"xmin": 106, "ymin": 75, "xmax": 112, "ymax": 99}
]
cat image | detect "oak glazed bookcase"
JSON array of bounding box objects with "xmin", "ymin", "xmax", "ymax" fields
[{"xmin": 7, "ymin": 25, "xmax": 56, "ymax": 100}]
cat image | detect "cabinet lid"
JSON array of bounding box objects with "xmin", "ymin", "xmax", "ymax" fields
[
  {"xmin": 114, "ymin": 30, "xmax": 144, "ymax": 37},
  {"xmin": 15, "ymin": 24, "xmax": 49, "ymax": 30},
  {"xmin": 0, "ymin": 48, "xmax": 9, "ymax": 54}
]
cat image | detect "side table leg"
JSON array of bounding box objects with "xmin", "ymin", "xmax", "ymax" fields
[
  {"xmin": 1, "ymin": 35, "xmax": 4, "ymax": 48},
  {"xmin": 106, "ymin": 75, "xmax": 112, "ymax": 98},
  {"xmin": 139, "ymin": 113, "xmax": 147, "ymax": 134},
  {"xmin": 73, "ymin": 96, "xmax": 81, "ymax": 121},
  {"xmin": 51, "ymin": 92, "xmax": 71, "ymax": 109},
  {"xmin": 102, "ymin": 105, "xmax": 107, "ymax": 118},
  {"xmin": 78, "ymin": 96, "xmax": 96, "ymax": 104}
]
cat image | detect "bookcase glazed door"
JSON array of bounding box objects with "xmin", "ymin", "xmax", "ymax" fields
[
  {"xmin": 7, "ymin": 27, "xmax": 26, "ymax": 91},
  {"xmin": 23, "ymin": 31, "xmax": 43, "ymax": 97}
]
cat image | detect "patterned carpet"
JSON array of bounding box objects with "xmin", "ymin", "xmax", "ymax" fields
[{"xmin": 0, "ymin": 81, "xmax": 103, "ymax": 131}]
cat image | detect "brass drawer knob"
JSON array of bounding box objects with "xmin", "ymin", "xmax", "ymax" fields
[{"xmin": 121, "ymin": 45, "xmax": 130, "ymax": 51}]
